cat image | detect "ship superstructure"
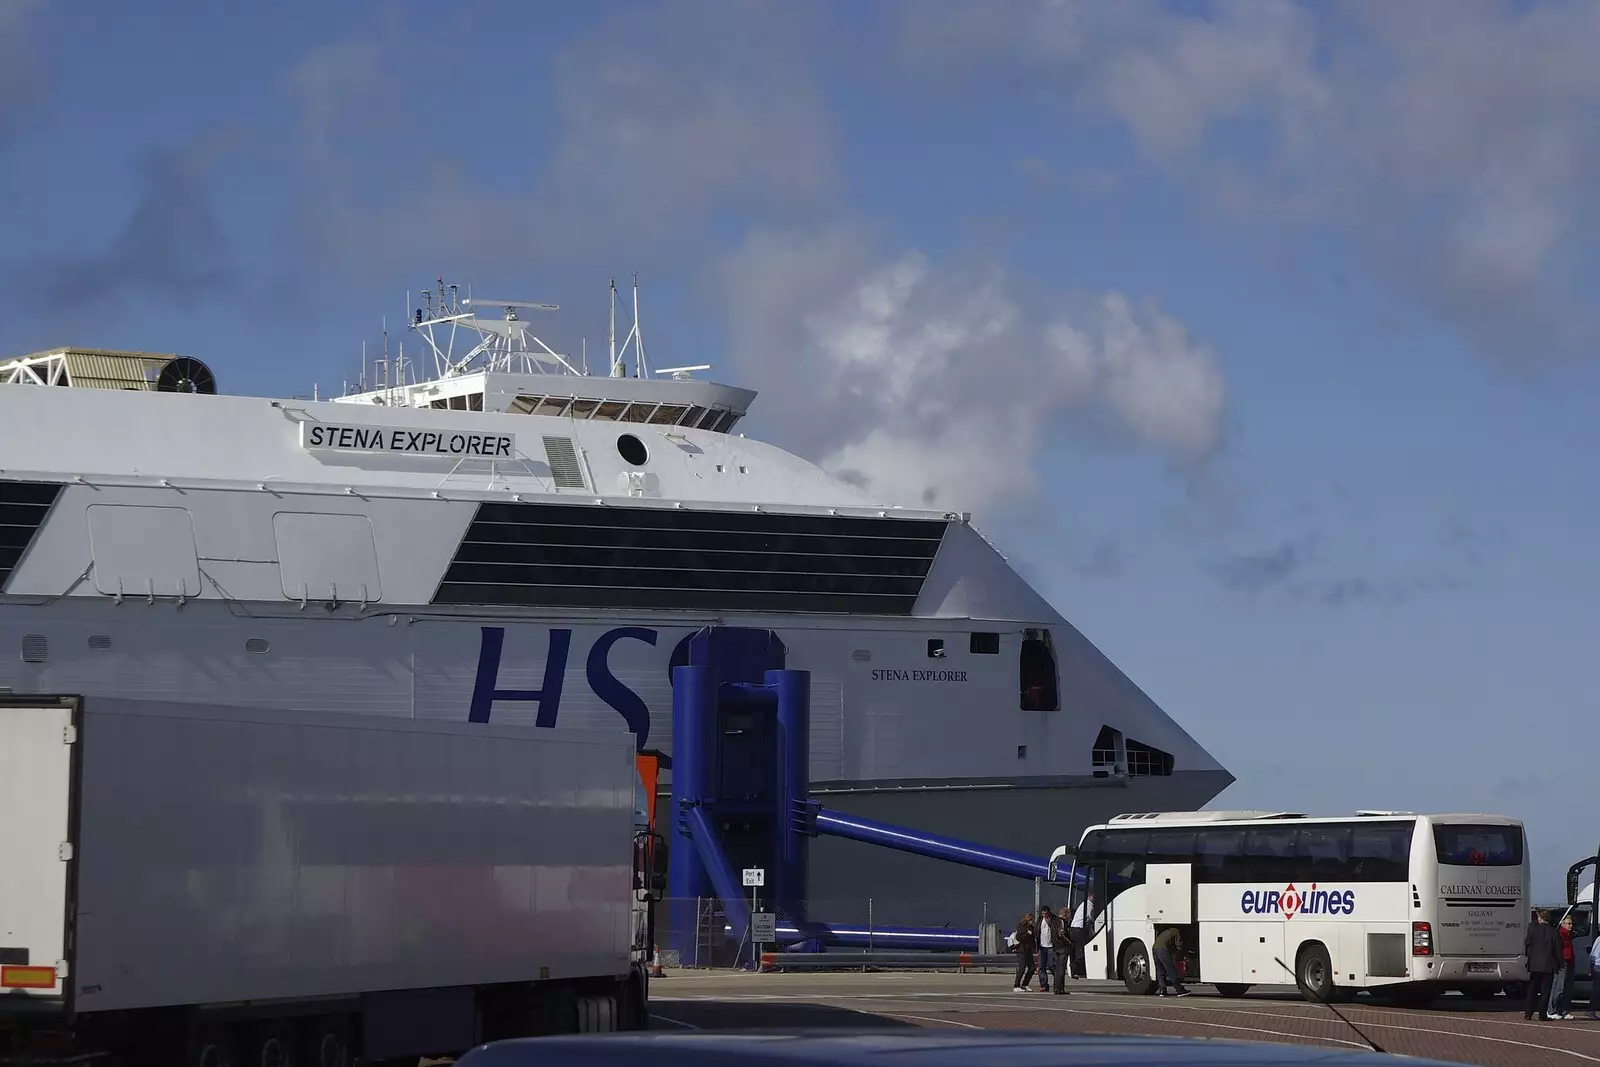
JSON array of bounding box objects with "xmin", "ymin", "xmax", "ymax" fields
[{"xmin": 0, "ymin": 276, "xmax": 1232, "ymax": 925}]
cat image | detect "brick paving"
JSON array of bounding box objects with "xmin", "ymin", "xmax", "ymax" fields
[{"xmin": 647, "ymin": 970, "xmax": 1600, "ymax": 1066}]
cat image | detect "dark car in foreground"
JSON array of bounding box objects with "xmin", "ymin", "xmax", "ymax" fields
[{"xmin": 455, "ymin": 1030, "xmax": 1459, "ymax": 1066}]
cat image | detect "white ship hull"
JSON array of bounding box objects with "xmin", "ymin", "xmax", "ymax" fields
[
  {"xmin": 0, "ymin": 596, "xmax": 1230, "ymax": 927},
  {"xmin": 0, "ymin": 310, "xmax": 1234, "ymax": 929}
]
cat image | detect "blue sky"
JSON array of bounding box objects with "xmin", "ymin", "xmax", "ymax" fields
[{"xmin": 4, "ymin": 0, "xmax": 1599, "ymax": 896}]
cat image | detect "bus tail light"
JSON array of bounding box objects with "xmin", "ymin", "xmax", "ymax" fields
[{"xmin": 1412, "ymin": 921, "xmax": 1433, "ymax": 956}]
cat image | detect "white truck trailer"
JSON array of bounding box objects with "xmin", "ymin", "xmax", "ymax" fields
[{"xmin": 0, "ymin": 694, "xmax": 655, "ymax": 1066}]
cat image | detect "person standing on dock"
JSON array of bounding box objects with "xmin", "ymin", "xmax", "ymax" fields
[
  {"xmin": 1036, "ymin": 906, "xmax": 1058, "ymax": 992},
  {"xmin": 1011, "ymin": 913, "xmax": 1037, "ymax": 992},
  {"xmin": 1550, "ymin": 913, "xmax": 1576, "ymax": 1020},
  {"xmin": 1524, "ymin": 908, "xmax": 1562, "ymax": 1021}
]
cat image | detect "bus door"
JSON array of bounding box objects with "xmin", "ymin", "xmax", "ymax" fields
[{"xmin": 1071, "ymin": 860, "xmax": 1113, "ymax": 979}]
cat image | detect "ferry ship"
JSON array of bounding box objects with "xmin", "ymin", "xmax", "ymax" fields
[{"xmin": 0, "ymin": 278, "xmax": 1232, "ymax": 926}]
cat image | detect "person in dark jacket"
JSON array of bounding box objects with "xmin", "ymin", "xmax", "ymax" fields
[
  {"xmin": 1035, "ymin": 906, "xmax": 1058, "ymax": 992},
  {"xmin": 1011, "ymin": 913, "xmax": 1036, "ymax": 992},
  {"xmin": 1153, "ymin": 926, "xmax": 1192, "ymax": 997},
  {"xmin": 1038, "ymin": 907, "xmax": 1070, "ymax": 995},
  {"xmin": 1524, "ymin": 909, "xmax": 1563, "ymax": 1021}
]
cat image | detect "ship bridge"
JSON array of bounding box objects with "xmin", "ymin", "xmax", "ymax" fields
[{"xmin": 331, "ymin": 275, "xmax": 755, "ymax": 436}]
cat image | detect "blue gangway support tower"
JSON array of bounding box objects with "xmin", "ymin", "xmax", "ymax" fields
[{"xmin": 666, "ymin": 626, "xmax": 1079, "ymax": 963}]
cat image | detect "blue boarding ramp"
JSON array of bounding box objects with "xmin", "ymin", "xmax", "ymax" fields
[{"xmin": 664, "ymin": 626, "xmax": 1080, "ymax": 965}]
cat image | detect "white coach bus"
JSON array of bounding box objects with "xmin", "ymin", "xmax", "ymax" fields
[{"xmin": 1047, "ymin": 810, "xmax": 1528, "ymax": 1004}]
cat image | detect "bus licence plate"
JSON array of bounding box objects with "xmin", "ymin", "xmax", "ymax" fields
[{"xmin": 1466, "ymin": 963, "xmax": 1498, "ymax": 974}]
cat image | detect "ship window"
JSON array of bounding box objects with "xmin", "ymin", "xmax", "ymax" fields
[
  {"xmin": 927, "ymin": 638, "xmax": 944, "ymax": 659},
  {"xmin": 1092, "ymin": 725, "xmax": 1122, "ymax": 777},
  {"xmin": 1020, "ymin": 628, "xmax": 1059, "ymax": 711},
  {"xmin": 713, "ymin": 411, "xmax": 741, "ymax": 433},
  {"xmin": 430, "ymin": 399, "xmax": 448, "ymax": 409},
  {"xmin": 87, "ymin": 635, "xmax": 111, "ymax": 651},
  {"xmin": 696, "ymin": 408, "xmax": 723, "ymax": 429},
  {"xmin": 649, "ymin": 404, "xmax": 690, "ymax": 425},
  {"xmin": 621, "ymin": 403, "xmax": 656, "ymax": 423},
  {"xmin": 245, "ymin": 638, "xmax": 271, "ymax": 655},
  {"xmin": 435, "ymin": 502, "xmax": 950, "ymax": 615},
  {"xmin": 1125, "ymin": 738, "xmax": 1173, "ymax": 776},
  {"xmin": 468, "ymin": 392, "xmax": 483, "ymax": 411},
  {"xmin": 969, "ymin": 632, "xmax": 999, "ymax": 655},
  {"xmin": 509, "ymin": 395, "xmax": 540, "ymax": 414},
  {"xmin": 569, "ymin": 399, "xmax": 600, "ymax": 419},
  {"xmin": 617, "ymin": 434, "xmax": 649, "ymax": 467},
  {"xmin": 536, "ymin": 397, "xmax": 572, "ymax": 417},
  {"xmin": 1, "ymin": 479, "xmax": 63, "ymax": 592},
  {"xmin": 595, "ymin": 401, "xmax": 627, "ymax": 421},
  {"xmin": 683, "ymin": 405, "xmax": 710, "ymax": 428}
]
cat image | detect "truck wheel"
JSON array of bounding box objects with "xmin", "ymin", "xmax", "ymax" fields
[
  {"xmin": 300, "ymin": 1016, "xmax": 353, "ymax": 1067},
  {"xmin": 577, "ymin": 994, "xmax": 619, "ymax": 1033},
  {"xmin": 1296, "ymin": 943, "xmax": 1336, "ymax": 1004},
  {"xmin": 621, "ymin": 972, "xmax": 648, "ymax": 1030},
  {"xmin": 188, "ymin": 1026, "xmax": 236, "ymax": 1067},
  {"xmin": 1121, "ymin": 941, "xmax": 1156, "ymax": 995},
  {"xmin": 245, "ymin": 1022, "xmax": 297, "ymax": 1067}
]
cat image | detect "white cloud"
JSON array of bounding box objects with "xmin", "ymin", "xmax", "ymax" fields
[
  {"xmin": 900, "ymin": 0, "xmax": 1600, "ymax": 361},
  {"xmin": 284, "ymin": 39, "xmax": 381, "ymax": 169},
  {"xmin": 715, "ymin": 225, "xmax": 1226, "ymax": 512},
  {"xmin": 284, "ymin": 0, "xmax": 833, "ymax": 271}
]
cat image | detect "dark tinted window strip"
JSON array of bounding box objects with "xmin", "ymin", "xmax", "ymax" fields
[
  {"xmin": 470, "ymin": 501, "xmax": 946, "ymax": 539},
  {"xmin": 441, "ymin": 562, "xmax": 927, "ymax": 596},
  {"xmin": 435, "ymin": 504, "xmax": 948, "ymax": 615},
  {"xmin": 0, "ymin": 504, "xmax": 57, "ymax": 527},
  {"xmin": 460, "ymin": 523, "xmax": 942, "ymax": 557},
  {"xmin": 0, "ymin": 481, "xmax": 62, "ymax": 508},
  {"xmin": 435, "ymin": 581, "xmax": 919, "ymax": 615},
  {"xmin": 0, "ymin": 481, "xmax": 62, "ymax": 592},
  {"xmin": 453, "ymin": 542, "xmax": 937, "ymax": 577}
]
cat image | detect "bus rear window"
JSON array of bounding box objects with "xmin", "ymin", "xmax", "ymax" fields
[{"xmin": 1434, "ymin": 823, "xmax": 1523, "ymax": 867}]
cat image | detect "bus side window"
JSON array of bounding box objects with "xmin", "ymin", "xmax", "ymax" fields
[
  {"xmin": 1573, "ymin": 910, "xmax": 1592, "ymax": 940},
  {"xmin": 1101, "ymin": 830, "xmax": 1147, "ymax": 901},
  {"xmin": 1350, "ymin": 822, "xmax": 1412, "ymax": 882},
  {"xmin": 1196, "ymin": 829, "xmax": 1246, "ymax": 882},
  {"xmin": 1242, "ymin": 827, "xmax": 1298, "ymax": 883},
  {"xmin": 1295, "ymin": 825, "xmax": 1353, "ymax": 882},
  {"xmin": 1146, "ymin": 830, "xmax": 1195, "ymax": 864}
]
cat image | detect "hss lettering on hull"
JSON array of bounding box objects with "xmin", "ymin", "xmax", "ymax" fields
[{"xmin": 470, "ymin": 625, "xmax": 657, "ymax": 748}]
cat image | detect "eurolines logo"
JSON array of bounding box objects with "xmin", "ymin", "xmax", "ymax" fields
[{"xmin": 1240, "ymin": 883, "xmax": 1356, "ymax": 921}]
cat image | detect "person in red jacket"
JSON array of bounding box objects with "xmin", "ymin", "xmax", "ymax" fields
[{"xmin": 1551, "ymin": 913, "xmax": 1577, "ymax": 1020}]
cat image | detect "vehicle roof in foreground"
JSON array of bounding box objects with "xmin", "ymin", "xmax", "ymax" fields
[{"xmin": 455, "ymin": 1029, "xmax": 1456, "ymax": 1066}]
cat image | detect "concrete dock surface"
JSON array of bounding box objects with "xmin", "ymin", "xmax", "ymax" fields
[{"xmin": 641, "ymin": 969, "xmax": 1600, "ymax": 1066}]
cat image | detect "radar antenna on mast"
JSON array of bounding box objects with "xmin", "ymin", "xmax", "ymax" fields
[
  {"xmin": 405, "ymin": 277, "xmax": 578, "ymax": 378},
  {"xmin": 610, "ymin": 272, "xmax": 650, "ymax": 380}
]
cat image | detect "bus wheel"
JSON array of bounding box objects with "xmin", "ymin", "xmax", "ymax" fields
[
  {"xmin": 1120, "ymin": 941, "xmax": 1156, "ymax": 995},
  {"xmin": 1215, "ymin": 984, "xmax": 1251, "ymax": 998},
  {"xmin": 1295, "ymin": 943, "xmax": 1336, "ymax": 1004}
]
